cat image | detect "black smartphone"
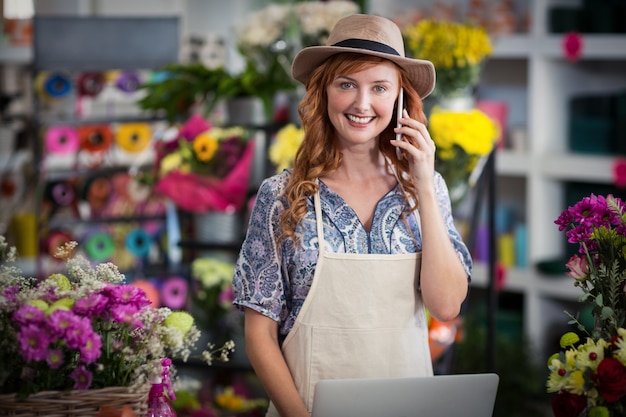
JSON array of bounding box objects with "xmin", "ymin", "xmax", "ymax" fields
[{"xmin": 395, "ymin": 88, "xmax": 404, "ymax": 159}]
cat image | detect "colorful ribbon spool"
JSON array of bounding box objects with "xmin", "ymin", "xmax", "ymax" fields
[
  {"xmin": 115, "ymin": 123, "xmax": 152, "ymax": 153},
  {"xmin": 125, "ymin": 228, "xmax": 152, "ymax": 258},
  {"xmin": 44, "ymin": 229, "xmax": 75, "ymax": 260},
  {"xmin": 78, "ymin": 125, "xmax": 114, "ymax": 153},
  {"xmin": 47, "ymin": 181, "xmax": 76, "ymax": 207},
  {"xmin": 132, "ymin": 279, "xmax": 160, "ymax": 307},
  {"xmin": 83, "ymin": 175, "xmax": 112, "ymax": 212},
  {"xmin": 160, "ymin": 276, "xmax": 189, "ymax": 309},
  {"xmin": 84, "ymin": 230, "xmax": 115, "ymax": 262},
  {"xmin": 35, "ymin": 71, "xmax": 72, "ymax": 101},
  {"xmin": 115, "ymin": 71, "xmax": 142, "ymax": 93},
  {"xmin": 44, "ymin": 126, "xmax": 80, "ymax": 155},
  {"xmin": 77, "ymin": 71, "xmax": 105, "ymax": 97}
]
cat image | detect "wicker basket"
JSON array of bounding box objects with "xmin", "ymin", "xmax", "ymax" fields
[{"xmin": 0, "ymin": 386, "xmax": 149, "ymax": 417}]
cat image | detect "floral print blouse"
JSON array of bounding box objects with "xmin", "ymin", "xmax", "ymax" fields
[{"xmin": 232, "ymin": 170, "xmax": 472, "ymax": 343}]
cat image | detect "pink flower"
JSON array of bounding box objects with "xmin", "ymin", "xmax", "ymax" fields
[
  {"xmin": 79, "ymin": 331, "xmax": 102, "ymax": 364},
  {"xmin": 565, "ymin": 255, "xmax": 589, "ymax": 280},
  {"xmin": 562, "ymin": 32, "xmax": 583, "ymax": 62},
  {"xmin": 48, "ymin": 309, "xmax": 81, "ymax": 339},
  {"xmin": 64, "ymin": 316, "xmax": 95, "ymax": 349},
  {"xmin": 73, "ymin": 293, "xmax": 108, "ymax": 316},
  {"xmin": 46, "ymin": 348, "xmax": 64, "ymax": 369},
  {"xmin": 104, "ymin": 284, "xmax": 151, "ymax": 308},
  {"xmin": 69, "ymin": 365, "xmax": 93, "ymax": 390},
  {"xmin": 179, "ymin": 113, "xmax": 212, "ymax": 142},
  {"xmin": 13, "ymin": 304, "xmax": 46, "ymax": 325},
  {"xmin": 612, "ymin": 158, "xmax": 626, "ymax": 189},
  {"xmin": 110, "ymin": 303, "xmax": 140, "ymax": 324},
  {"xmin": 18, "ymin": 324, "xmax": 51, "ymax": 362},
  {"xmin": 2, "ymin": 285, "xmax": 20, "ymax": 305}
]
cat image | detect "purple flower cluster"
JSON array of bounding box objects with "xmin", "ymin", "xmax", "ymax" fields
[
  {"xmin": 11, "ymin": 282, "xmax": 152, "ymax": 390},
  {"xmin": 554, "ymin": 194, "xmax": 626, "ymax": 253}
]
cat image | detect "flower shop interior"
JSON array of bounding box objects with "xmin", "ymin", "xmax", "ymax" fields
[{"xmin": 1, "ymin": 0, "xmax": 626, "ymax": 416}]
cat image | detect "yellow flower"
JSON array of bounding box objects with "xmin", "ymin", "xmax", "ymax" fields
[
  {"xmin": 193, "ymin": 132, "xmax": 219, "ymax": 162},
  {"xmin": 269, "ymin": 123, "xmax": 305, "ymax": 172},
  {"xmin": 565, "ymin": 370, "xmax": 585, "ymax": 395},
  {"xmin": 560, "ymin": 332, "xmax": 580, "ymax": 349},
  {"xmin": 215, "ymin": 386, "xmax": 246, "ymax": 411},
  {"xmin": 47, "ymin": 273, "xmax": 71, "ymax": 291},
  {"xmin": 47, "ymin": 298, "xmax": 75, "ymax": 315},
  {"xmin": 403, "ymin": 19, "xmax": 492, "ymax": 97},
  {"xmin": 164, "ymin": 311, "xmax": 195, "ymax": 336},
  {"xmin": 160, "ymin": 152, "xmax": 185, "ymax": 176},
  {"xmin": 429, "ymin": 107, "xmax": 497, "ymax": 156}
]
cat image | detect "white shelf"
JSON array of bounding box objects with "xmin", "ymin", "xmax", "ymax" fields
[
  {"xmin": 0, "ymin": 45, "xmax": 32, "ymax": 64},
  {"xmin": 540, "ymin": 35, "xmax": 626, "ymax": 60},
  {"xmin": 495, "ymin": 149, "xmax": 531, "ymax": 177},
  {"xmin": 539, "ymin": 153, "xmax": 615, "ymax": 183}
]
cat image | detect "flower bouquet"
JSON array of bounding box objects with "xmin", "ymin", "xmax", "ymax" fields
[
  {"xmin": 547, "ymin": 194, "xmax": 626, "ymax": 417},
  {"xmin": 235, "ymin": 1, "xmax": 359, "ymax": 118},
  {"xmin": 428, "ymin": 107, "xmax": 498, "ymax": 205},
  {"xmin": 402, "ymin": 19, "xmax": 493, "ymax": 99},
  {"xmin": 269, "ymin": 123, "xmax": 305, "ymax": 173},
  {"xmin": 190, "ymin": 257, "xmax": 238, "ymax": 334},
  {"xmin": 0, "ymin": 235, "xmax": 234, "ymax": 416},
  {"xmin": 152, "ymin": 114, "xmax": 254, "ymax": 214}
]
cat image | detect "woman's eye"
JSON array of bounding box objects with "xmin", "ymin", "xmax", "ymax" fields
[
  {"xmin": 340, "ymin": 82, "xmax": 354, "ymax": 89},
  {"xmin": 374, "ymin": 85, "xmax": 387, "ymax": 93}
]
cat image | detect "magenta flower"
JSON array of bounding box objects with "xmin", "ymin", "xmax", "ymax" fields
[
  {"xmin": 46, "ymin": 348, "xmax": 64, "ymax": 369},
  {"xmin": 69, "ymin": 365, "xmax": 93, "ymax": 390},
  {"xmin": 13, "ymin": 304, "xmax": 46, "ymax": 325},
  {"xmin": 48, "ymin": 309, "xmax": 82, "ymax": 339},
  {"xmin": 2, "ymin": 285, "xmax": 20, "ymax": 305},
  {"xmin": 73, "ymin": 293, "xmax": 108, "ymax": 316},
  {"xmin": 79, "ymin": 331, "xmax": 102, "ymax": 364},
  {"xmin": 64, "ymin": 316, "xmax": 94, "ymax": 350},
  {"xmin": 109, "ymin": 303, "xmax": 139, "ymax": 324},
  {"xmin": 17, "ymin": 324, "xmax": 51, "ymax": 362},
  {"xmin": 104, "ymin": 283, "xmax": 151, "ymax": 308},
  {"xmin": 565, "ymin": 255, "xmax": 589, "ymax": 281}
]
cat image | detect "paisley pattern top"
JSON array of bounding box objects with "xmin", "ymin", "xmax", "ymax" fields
[{"xmin": 232, "ymin": 169, "xmax": 472, "ymax": 342}]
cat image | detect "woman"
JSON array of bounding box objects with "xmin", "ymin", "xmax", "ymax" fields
[{"xmin": 232, "ymin": 14, "xmax": 472, "ymax": 417}]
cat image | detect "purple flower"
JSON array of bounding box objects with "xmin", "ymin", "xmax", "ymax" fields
[
  {"xmin": 79, "ymin": 331, "xmax": 102, "ymax": 364},
  {"xmin": 47, "ymin": 309, "xmax": 82, "ymax": 339},
  {"xmin": 109, "ymin": 303, "xmax": 139, "ymax": 324},
  {"xmin": 46, "ymin": 348, "xmax": 64, "ymax": 369},
  {"xmin": 2, "ymin": 285, "xmax": 20, "ymax": 305},
  {"xmin": 69, "ymin": 365, "xmax": 93, "ymax": 390},
  {"xmin": 17, "ymin": 324, "xmax": 51, "ymax": 362},
  {"xmin": 104, "ymin": 284, "xmax": 151, "ymax": 308},
  {"xmin": 64, "ymin": 316, "xmax": 95, "ymax": 350},
  {"xmin": 13, "ymin": 304, "xmax": 46, "ymax": 325},
  {"xmin": 73, "ymin": 293, "xmax": 108, "ymax": 316}
]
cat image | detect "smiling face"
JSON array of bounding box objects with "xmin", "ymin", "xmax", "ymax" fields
[{"xmin": 326, "ymin": 60, "xmax": 401, "ymax": 150}]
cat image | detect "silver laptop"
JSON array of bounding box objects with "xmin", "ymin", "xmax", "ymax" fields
[{"xmin": 311, "ymin": 373, "xmax": 499, "ymax": 417}]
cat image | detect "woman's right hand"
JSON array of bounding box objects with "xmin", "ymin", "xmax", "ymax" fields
[{"xmin": 244, "ymin": 308, "xmax": 311, "ymax": 417}]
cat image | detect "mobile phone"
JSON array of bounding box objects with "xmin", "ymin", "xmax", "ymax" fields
[{"xmin": 395, "ymin": 88, "xmax": 404, "ymax": 159}]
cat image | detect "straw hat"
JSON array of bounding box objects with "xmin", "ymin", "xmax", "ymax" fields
[{"xmin": 291, "ymin": 14, "xmax": 436, "ymax": 98}]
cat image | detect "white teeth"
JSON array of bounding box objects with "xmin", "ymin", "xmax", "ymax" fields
[{"xmin": 346, "ymin": 114, "xmax": 373, "ymax": 124}]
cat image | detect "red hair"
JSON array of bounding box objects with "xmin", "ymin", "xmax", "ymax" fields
[{"xmin": 280, "ymin": 52, "xmax": 427, "ymax": 242}]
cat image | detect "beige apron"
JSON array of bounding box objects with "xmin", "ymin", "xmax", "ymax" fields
[{"xmin": 266, "ymin": 190, "xmax": 433, "ymax": 417}]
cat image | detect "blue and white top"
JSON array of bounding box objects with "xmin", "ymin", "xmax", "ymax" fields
[{"xmin": 232, "ymin": 169, "xmax": 472, "ymax": 342}]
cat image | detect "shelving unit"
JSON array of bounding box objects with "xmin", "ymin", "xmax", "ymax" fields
[
  {"xmin": 373, "ymin": 0, "xmax": 626, "ymax": 372},
  {"xmin": 476, "ymin": 1, "xmax": 626, "ymax": 365}
]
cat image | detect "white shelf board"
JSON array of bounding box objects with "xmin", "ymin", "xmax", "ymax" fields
[
  {"xmin": 491, "ymin": 34, "xmax": 532, "ymax": 59},
  {"xmin": 495, "ymin": 149, "xmax": 531, "ymax": 177},
  {"xmin": 540, "ymin": 35, "xmax": 626, "ymax": 60},
  {"xmin": 0, "ymin": 45, "xmax": 32, "ymax": 64},
  {"xmin": 539, "ymin": 153, "xmax": 615, "ymax": 183},
  {"xmin": 470, "ymin": 262, "xmax": 531, "ymax": 293}
]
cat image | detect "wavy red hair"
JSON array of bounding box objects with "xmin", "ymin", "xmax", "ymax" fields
[{"xmin": 280, "ymin": 53, "xmax": 427, "ymax": 242}]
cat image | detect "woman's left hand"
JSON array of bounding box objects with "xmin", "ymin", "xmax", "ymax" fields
[{"xmin": 391, "ymin": 109, "xmax": 436, "ymax": 186}]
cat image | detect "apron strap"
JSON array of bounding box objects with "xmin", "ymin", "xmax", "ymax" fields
[{"xmin": 313, "ymin": 188, "xmax": 326, "ymax": 256}]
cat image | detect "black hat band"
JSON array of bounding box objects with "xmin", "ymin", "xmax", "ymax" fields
[{"xmin": 332, "ymin": 38, "xmax": 400, "ymax": 56}]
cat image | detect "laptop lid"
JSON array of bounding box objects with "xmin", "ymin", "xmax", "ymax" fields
[{"xmin": 311, "ymin": 373, "xmax": 499, "ymax": 417}]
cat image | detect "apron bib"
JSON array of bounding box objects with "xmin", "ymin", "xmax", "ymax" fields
[{"xmin": 266, "ymin": 190, "xmax": 432, "ymax": 417}]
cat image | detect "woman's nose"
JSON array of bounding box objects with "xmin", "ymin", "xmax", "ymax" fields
[{"xmin": 352, "ymin": 90, "xmax": 371, "ymax": 112}]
